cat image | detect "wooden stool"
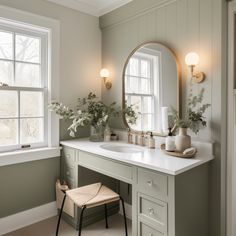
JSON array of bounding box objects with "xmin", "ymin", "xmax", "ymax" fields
[{"xmin": 56, "ymin": 183, "xmax": 128, "ymax": 236}]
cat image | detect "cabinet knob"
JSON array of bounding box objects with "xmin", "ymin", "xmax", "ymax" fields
[
  {"xmin": 147, "ymin": 180, "xmax": 153, "ymax": 186},
  {"xmin": 148, "ymin": 208, "xmax": 155, "ymax": 215},
  {"xmin": 66, "ymin": 171, "xmax": 69, "ymax": 176},
  {"xmin": 66, "ymin": 154, "xmax": 70, "ymax": 158},
  {"xmin": 149, "ymin": 234, "xmax": 153, "ymax": 236}
]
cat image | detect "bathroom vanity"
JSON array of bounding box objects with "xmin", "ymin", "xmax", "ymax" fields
[{"xmin": 60, "ymin": 138, "xmax": 213, "ymax": 236}]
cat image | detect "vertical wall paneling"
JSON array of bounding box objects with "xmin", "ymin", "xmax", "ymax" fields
[{"xmin": 100, "ymin": 0, "xmax": 226, "ymax": 235}]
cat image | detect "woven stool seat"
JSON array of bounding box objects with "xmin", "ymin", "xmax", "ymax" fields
[
  {"xmin": 66, "ymin": 183, "xmax": 120, "ymax": 208},
  {"xmin": 56, "ymin": 181, "xmax": 128, "ymax": 236}
]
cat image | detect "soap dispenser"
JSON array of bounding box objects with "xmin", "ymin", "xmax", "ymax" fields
[
  {"xmin": 148, "ymin": 132, "xmax": 155, "ymax": 149},
  {"xmin": 165, "ymin": 128, "xmax": 175, "ymax": 151}
]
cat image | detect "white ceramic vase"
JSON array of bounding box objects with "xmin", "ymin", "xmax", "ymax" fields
[{"xmin": 175, "ymin": 128, "xmax": 191, "ymax": 152}]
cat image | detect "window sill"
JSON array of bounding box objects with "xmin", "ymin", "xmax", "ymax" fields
[{"xmin": 0, "ymin": 147, "xmax": 61, "ymax": 167}]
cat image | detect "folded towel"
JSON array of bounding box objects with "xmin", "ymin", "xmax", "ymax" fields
[
  {"xmin": 183, "ymin": 147, "xmax": 197, "ymax": 155},
  {"xmin": 56, "ymin": 180, "xmax": 74, "ymax": 218}
]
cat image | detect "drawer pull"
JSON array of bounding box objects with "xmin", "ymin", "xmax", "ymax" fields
[
  {"xmin": 148, "ymin": 208, "xmax": 155, "ymax": 215},
  {"xmin": 147, "ymin": 180, "xmax": 153, "ymax": 186}
]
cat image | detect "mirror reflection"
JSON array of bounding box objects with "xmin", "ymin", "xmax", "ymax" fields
[{"xmin": 123, "ymin": 42, "xmax": 180, "ymax": 134}]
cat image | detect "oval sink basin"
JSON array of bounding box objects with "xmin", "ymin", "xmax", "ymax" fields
[{"xmin": 100, "ymin": 144, "xmax": 143, "ymax": 153}]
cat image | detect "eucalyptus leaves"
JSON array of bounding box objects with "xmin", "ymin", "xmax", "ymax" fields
[
  {"xmin": 49, "ymin": 93, "xmax": 137, "ymax": 137},
  {"xmin": 170, "ymin": 83, "xmax": 210, "ymax": 134}
]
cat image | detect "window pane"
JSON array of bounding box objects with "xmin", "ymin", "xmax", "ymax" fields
[
  {"xmin": 143, "ymin": 114, "xmax": 152, "ymax": 131},
  {"xmin": 15, "ymin": 62, "xmax": 40, "ymax": 87},
  {"xmin": 125, "ymin": 76, "xmax": 130, "ymax": 93},
  {"xmin": 130, "ymin": 96, "xmax": 141, "ymax": 113},
  {"xmin": 141, "ymin": 78, "xmax": 150, "ymax": 94},
  {"xmin": 0, "ymin": 91, "xmax": 18, "ymax": 118},
  {"xmin": 20, "ymin": 91, "xmax": 44, "ymax": 117},
  {"xmin": 16, "ymin": 35, "xmax": 40, "ymax": 63},
  {"xmin": 0, "ymin": 31, "xmax": 13, "ymax": 60},
  {"xmin": 20, "ymin": 118, "xmax": 44, "ymax": 144},
  {"xmin": 141, "ymin": 60, "xmax": 150, "ymax": 78},
  {"xmin": 129, "ymin": 58, "xmax": 138, "ymax": 76},
  {"xmin": 0, "ymin": 119, "xmax": 17, "ymax": 146},
  {"xmin": 130, "ymin": 77, "xmax": 139, "ymax": 93},
  {"xmin": 0, "ymin": 61, "xmax": 14, "ymax": 85},
  {"xmin": 143, "ymin": 97, "xmax": 152, "ymax": 113}
]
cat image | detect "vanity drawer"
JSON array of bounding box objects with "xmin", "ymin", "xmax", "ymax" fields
[
  {"xmin": 139, "ymin": 194, "xmax": 167, "ymax": 233},
  {"xmin": 138, "ymin": 169, "xmax": 168, "ymax": 199},
  {"xmin": 139, "ymin": 222, "xmax": 165, "ymax": 236},
  {"xmin": 78, "ymin": 151, "xmax": 133, "ymax": 183},
  {"xmin": 62, "ymin": 147, "xmax": 76, "ymax": 167}
]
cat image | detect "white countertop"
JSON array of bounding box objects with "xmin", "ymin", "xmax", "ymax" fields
[{"xmin": 60, "ymin": 138, "xmax": 214, "ymax": 175}]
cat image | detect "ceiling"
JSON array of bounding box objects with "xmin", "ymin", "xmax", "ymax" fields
[{"xmin": 47, "ymin": 0, "xmax": 133, "ymax": 17}]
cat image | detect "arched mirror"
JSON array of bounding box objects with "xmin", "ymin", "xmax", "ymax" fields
[{"xmin": 122, "ymin": 42, "xmax": 181, "ymax": 136}]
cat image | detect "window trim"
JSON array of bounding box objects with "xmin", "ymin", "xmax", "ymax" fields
[
  {"xmin": 0, "ymin": 5, "xmax": 60, "ymax": 159},
  {"xmin": 0, "ymin": 25, "xmax": 48, "ymax": 152}
]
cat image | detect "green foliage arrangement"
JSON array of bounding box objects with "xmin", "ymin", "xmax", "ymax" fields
[
  {"xmin": 49, "ymin": 92, "xmax": 137, "ymax": 137},
  {"xmin": 170, "ymin": 84, "xmax": 210, "ymax": 134}
]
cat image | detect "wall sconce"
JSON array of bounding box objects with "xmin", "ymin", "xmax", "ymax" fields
[
  {"xmin": 100, "ymin": 68, "xmax": 112, "ymax": 89},
  {"xmin": 185, "ymin": 52, "xmax": 205, "ymax": 83}
]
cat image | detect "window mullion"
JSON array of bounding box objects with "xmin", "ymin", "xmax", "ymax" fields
[{"xmin": 13, "ymin": 32, "xmax": 16, "ymax": 85}]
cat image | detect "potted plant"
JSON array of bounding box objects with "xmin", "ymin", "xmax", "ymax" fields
[
  {"xmin": 49, "ymin": 92, "xmax": 137, "ymax": 141},
  {"xmin": 170, "ymin": 84, "xmax": 210, "ymax": 151}
]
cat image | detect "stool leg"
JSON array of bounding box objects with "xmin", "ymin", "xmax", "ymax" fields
[
  {"xmin": 56, "ymin": 194, "xmax": 67, "ymax": 236},
  {"xmin": 78, "ymin": 206, "xmax": 86, "ymax": 236},
  {"xmin": 120, "ymin": 197, "xmax": 128, "ymax": 236},
  {"xmin": 104, "ymin": 204, "xmax": 108, "ymax": 228}
]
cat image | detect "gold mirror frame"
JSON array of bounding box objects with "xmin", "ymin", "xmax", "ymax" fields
[{"xmin": 122, "ymin": 41, "xmax": 182, "ymax": 137}]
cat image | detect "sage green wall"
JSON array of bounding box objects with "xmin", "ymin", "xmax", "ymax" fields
[
  {"xmin": 0, "ymin": 0, "xmax": 101, "ymax": 218},
  {"xmin": 100, "ymin": 0, "xmax": 227, "ymax": 236},
  {"xmin": 0, "ymin": 157, "xmax": 60, "ymax": 218}
]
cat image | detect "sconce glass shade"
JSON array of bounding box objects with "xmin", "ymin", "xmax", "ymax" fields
[
  {"xmin": 100, "ymin": 68, "xmax": 109, "ymax": 78},
  {"xmin": 185, "ymin": 52, "xmax": 200, "ymax": 66}
]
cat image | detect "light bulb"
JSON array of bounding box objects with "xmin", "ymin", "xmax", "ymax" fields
[
  {"xmin": 100, "ymin": 68, "xmax": 109, "ymax": 78},
  {"xmin": 185, "ymin": 52, "xmax": 200, "ymax": 66}
]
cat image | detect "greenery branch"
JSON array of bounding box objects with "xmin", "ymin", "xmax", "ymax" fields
[
  {"xmin": 170, "ymin": 81, "xmax": 210, "ymax": 134},
  {"xmin": 48, "ymin": 92, "xmax": 137, "ymax": 137}
]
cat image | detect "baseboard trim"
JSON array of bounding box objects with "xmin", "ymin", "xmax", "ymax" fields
[
  {"xmin": 0, "ymin": 201, "xmax": 57, "ymax": 235},
  {"xmin": 119, "ymin": 202, "xmax": 132, "ymax": 220}
]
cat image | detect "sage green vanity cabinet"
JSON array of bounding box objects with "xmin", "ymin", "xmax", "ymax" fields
[{"xmin": 61, "ymin": 145, "xmax": 209, "ymax": 236}]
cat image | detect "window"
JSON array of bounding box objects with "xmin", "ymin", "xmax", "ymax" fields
[
  {"xmin": 125, "ymin": 52, "xmax": 159, "ymax": 131},
  {"xmin": 0, "ymin": 21, "xmax": 48, "ymax": 152}
]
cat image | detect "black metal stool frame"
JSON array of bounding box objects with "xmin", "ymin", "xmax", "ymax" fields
[{"xmin": 55, "ymin": 191, "xmax": 128, "ymax": 236}]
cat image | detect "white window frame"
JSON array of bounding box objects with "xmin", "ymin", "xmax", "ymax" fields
[
  {"xmin": 0, "ymin": 6, "xmax": 60, "ymax": 165},
  {"xmin": 125, "ymin": 51, "xmax": 161, "ymax": 131},
  {"xmin": 0, "ymin": 23, "xmax": 49, "ymax": 152}
]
